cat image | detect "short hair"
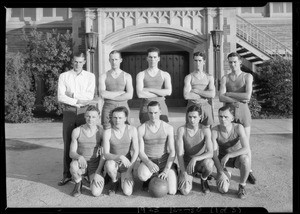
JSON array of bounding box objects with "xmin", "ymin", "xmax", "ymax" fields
[
  {"xmin": 218, "ymin": 104, "xmax": 235, "ymax": 116},
  {"xmin": 109, "ymin": 50, "xmax": 122, "ymax": 58},
  {"xmin": 186, "ymin": 105, "xmax": 202, "ymax": 123},
  {"xmin": 187, "ymin": 105, "xmax": 202, "ymax": 116},
  {"xmin": 193, "ymin": 52, "xmax": 206, "ymax": 60},
  {"xmin": 109, "ymin": 106, "xmax": 130, "ymax": 125},
  {"xmin": 73, "ymin": 52, "xmax": 86, "ymax": 59},
  {"xmin": 85, "ymin": 105, "xmax": 100, "ymax": 115},
  {"xmin": 111, "ymin": 106, "xmax": 128, "ymax": 118},
  {"xmin": 227, "ymin": 52, "xmax": 242, "ymax": 60},
  {"xmin": 147, "ymin": 47, "xmax": 160, "ymax": 57},
  {"xmin": 147, "ymin": 101, "xmax": 161, "ymax": 109}
]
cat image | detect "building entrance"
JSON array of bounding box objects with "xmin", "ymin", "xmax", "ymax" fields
[{"xmin": 121, "ymin": 51, "xmax": 189, "ymax": 108}]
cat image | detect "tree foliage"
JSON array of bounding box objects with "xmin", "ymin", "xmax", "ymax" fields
[
  {"xmin": 5, "ymin": 52, "xmax": 36, "ymax": 123},
  {"xmin": 22, "ymin": 28, "xmax": 73, "ymax": 115},
  {"xmin": 255, "ymin": 57, "xmax": 292, "ymax": 116}
]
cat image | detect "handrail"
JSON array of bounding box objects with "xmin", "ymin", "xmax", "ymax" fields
[{"xmin": 236, "ymin": 15, "xmax": 292, "ymax": 60}]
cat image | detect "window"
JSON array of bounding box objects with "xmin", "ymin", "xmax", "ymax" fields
[
  {"xmin": 241, "ymin": 7, "xmax": 252, "ymax": 13},
  {"xmin": 10, "ymin": 8, "xmax": 36, "ymax": 20},
  {"xmin": 56, "ymin": 8, "xmax": 68, "ymax": 19},
  {"xmin": 273, "ymin": 2, "xmax": 284, "ymax": 13},
  {"xmin": 24, "ymin": 8, "xmax": 36, "ymax": 20},
  {"xmin": 286, "ymin": 3, "xmax": 292, "ymax": 13},
  {"xmin": 254, "ymin": 7, "xmax": 264, "ymax": 14},
  {"xmin": 11, "ymin": 8, "xmax": 21, "ymax": 17},
  {"xmin": 43, "ymin": 8, "xmax": 53, "ymax": 17},
  {"xmin": 42, "ymin": 8, "xmax": 68, "ymax": 19}
]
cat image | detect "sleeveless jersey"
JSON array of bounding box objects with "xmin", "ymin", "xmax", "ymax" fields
[
  {"xmin": 216, "ymin": 123, "xmax": 242, "ymax": 157},
  {"xmin": 183, "ymin": 125, "xmax": 206, "ymax": 160},
  {"xmin": 143, "ymin": 70, "xmax": 165, "ymax": 101},
  {"xmin": 77, "ymin": 126, "xmax": 102, "ymax": 161},
  {"xmin": 144, "ymin": 121, "xmax": 168, "ymax": 159},
  {"xmin": 109, "ymin": 125, "xmax": 132, "ymax": 155},
  {"xmin": 189, "ymin": 72, "xmax": 210, "ymax": 104},
  {"xmin": 105, "ymin": 70, "xmax": 126, "ymax": 103},
  {"xmin": 225, "ymin": 72, "xmax": 247, "ymax": 93}
]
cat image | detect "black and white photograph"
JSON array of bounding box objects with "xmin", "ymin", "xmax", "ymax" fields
[{"xmin": 4, "ymin": 2, "xmax": 295, "ymax": 213}]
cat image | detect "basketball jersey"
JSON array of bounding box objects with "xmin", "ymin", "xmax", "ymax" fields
[
  {"xmin": 77, "ymin": 126, "xmax": 102, "ymax": 161},
  {"xmin": 183, "ymin": 125, "xmax": 206, "ymax": 160},
  {"xmin": 104, "ymin": 70, "xmax": 126, "ymax": 103},
  {"xmin": 143, "ymin": 70, "xmax": 165, "ymax": 101},
  {"xmin": 225, "ymin": 72, "xmax": 247, "ymax": 93},
  {"xmin": 188, "ymin": 72, "xmax": 211, "ymax": 105},
  {"xmin": 144, "ymin": 121, "xmax": 168, "ymax": 159},
  {"xmin": 109, "ymin": 125, "xmax": 132, "ymax": 155},
  {"xmin": 216, "ymin": 123, "xmax": 242, "ymax": 157}
]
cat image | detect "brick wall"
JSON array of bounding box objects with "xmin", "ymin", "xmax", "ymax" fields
[{"xmin": 245, "ymin": 18, "xmax": 292, "ymax": 50}]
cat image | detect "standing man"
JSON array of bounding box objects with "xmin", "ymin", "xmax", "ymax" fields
[
  {"xmin": 102, "ymin": 106, "xmax": 139, "ymax": 196},
  {"xmin": 99, "ymin": 50, "xmax": 133, "ymax": 130},
  {"xmin": 57, "ymin": 52, "xmax": 96, "ymax": 186},
  {"xmin": 176, "ymin": 105, "xmax": 214, "ymax": 195},
  {"xmin": 183, "ymin": 52, "xmax": 215, "ymax": 127},
  {"xmin": 137, "ymin": 101, "xmax": 177, "ymax": 195},
  {"xmin": 219, "ymin": 52, "xmax": 256, "ymax": 184},
  {"xmin": 136, "ymin": 47, "xmax": 172, "ymax": 124},
  {"xmin": 212, "ymin": 105, "xmax": 251, "ymax": 199},
  {"xmin": 69, "ymin": 105, "xmax": 105, "ymax": 197}
]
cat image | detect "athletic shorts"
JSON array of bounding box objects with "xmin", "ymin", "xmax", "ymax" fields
[
  {"xmin": 115, "ymin": 153, "xmax": 132, "ymax": 173},
  {"xmin": 80, "ymin": 158, "xmax": 100, "ymax": 177},
  {"xmin": 187, "ymin": 100, "xmax": 214, "ymax": 126},
  {"xmin": 101, "ymin": 101, "xmax": 130, "ymax": 129},
  {"xmin": 147, "ymin": 153, "xmax": 177, "ymax": 174},
  {"xmin": 139, "ymin": 98, "xmax": 169, "ymax": 124},
  {"xmin": 183, "ymin": 156, "xmax": 207, "ymax": 176},
  {"xmin": 218, "ymin": 154, "xmax": 239, "ymax": 169},
  {"xmin": 226, "ymin": 102, "xmax": 252, "ymax": 127}
]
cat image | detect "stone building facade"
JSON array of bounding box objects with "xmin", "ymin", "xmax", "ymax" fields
[{"xmin": 6, "ymin": 3, "xmax": 292, "ymax": 107}]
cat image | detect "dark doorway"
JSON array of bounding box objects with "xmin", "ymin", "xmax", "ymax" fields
[{"xmin": 121, "ymin": 51, "xmax": 189, "ymax": 108}]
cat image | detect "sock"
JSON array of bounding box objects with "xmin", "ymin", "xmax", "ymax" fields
[
  {"xmin": 240, "ymin": 183, "xmax": 246, "ymax": 187},
  {"xmin": 200, "ymin": 174, "xmax": 207, "ymax": 180}
]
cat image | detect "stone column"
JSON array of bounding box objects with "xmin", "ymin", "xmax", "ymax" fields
[
  {"xmin": 217, "ymin": 7, "xmax": 224, "ymax": 87},
  {"xmin": 71, "ymin": 8, "xmax": 84, "ymax": 54},
  {"xmin": 205, "ymin": 8, "xmax": 214, "ymax": 76}
]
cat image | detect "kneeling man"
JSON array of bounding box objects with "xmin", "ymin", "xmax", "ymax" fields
[
  {"xmin": 103, "ymin": 106, "xmax": 139, "ymax": 196},
  {"xmin": 137, "ymin": 101, "xmax": 177, "ymax": 195},
  {"xmin": 212, "ymin": 105, "xmax": 250, "ymax": 199},
  {"xmin": 69, "ymin": 105, "xmax": 105, "ymax": 197},
  {"xmin": 176, "ymin": 105, "xmax": 214, "ymax": 195}
]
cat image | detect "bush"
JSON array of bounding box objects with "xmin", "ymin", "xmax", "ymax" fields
[
  {"xmin": 249, "ymin": 95, "xmax": 262, "ymax": 119},
  {"xmin": 5, "ymin": 52, "xmax": 36, "ymax": 123},
  {"xmin": 255, "ymin": 57, "xmax": 292, "ymax": 116},
  {"xmin": 22, "ymin": 28, "xmax": 73, "ymax": 115}
]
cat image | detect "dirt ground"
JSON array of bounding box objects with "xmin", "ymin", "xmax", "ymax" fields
[{"xmin": 5, "ymin": 134, "xmax": 293, "ymax": 212}]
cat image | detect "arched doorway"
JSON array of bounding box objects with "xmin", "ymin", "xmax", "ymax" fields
[{"xmin": 119, "ymin": 42, "xmax": 189, "ymax": 107}]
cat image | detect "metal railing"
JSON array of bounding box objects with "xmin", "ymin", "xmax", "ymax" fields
[{"xmin": 236, "ymin": 15, "xmax": 292, "ymax": 60}]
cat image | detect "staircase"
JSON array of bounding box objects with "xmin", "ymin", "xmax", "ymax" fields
[{"xmin": 236, "ymin": 15, "xmax": 292, "ymax": 72}]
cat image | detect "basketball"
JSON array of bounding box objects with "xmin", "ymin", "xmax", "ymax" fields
[
  {"xmin": 148, "ymin": 177, "xmax": 169, "ymax": 198},
  {"xmin": 216, "ymin": 171, "xmax": 231, "ymax": 194}
]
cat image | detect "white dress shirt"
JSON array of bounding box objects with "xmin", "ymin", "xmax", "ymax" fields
[{"xmin": 57, "ymin": 69, "xmax": 95, "ymax": 107}]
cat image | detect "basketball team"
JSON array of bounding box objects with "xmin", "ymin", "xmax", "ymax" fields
[{"xmin": 57, "ymin": 47, "xmax": 256, "ymax": 200}]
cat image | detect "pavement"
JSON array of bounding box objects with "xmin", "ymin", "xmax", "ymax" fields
[{"xmin": 4, "ymin": 108, "xmax": 293, "ymax": 212}]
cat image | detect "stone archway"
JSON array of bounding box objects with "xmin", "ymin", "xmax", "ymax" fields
[{"xmin": 100, "ymin": 26, "xmax": 207, "ymax": 107}]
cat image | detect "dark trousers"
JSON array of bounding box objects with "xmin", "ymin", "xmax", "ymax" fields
[{"xmin": 62, "ymin": 105, "xmax": 87, "ymax": 178}]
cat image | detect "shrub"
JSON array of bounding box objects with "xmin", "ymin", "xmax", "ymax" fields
[
  {"xmin": 249, "ymin": 95, "xmax": 262, "ymax": 119},
  {"xmin": 255, "ymin": 57, "xmax": 292, "ymax": 116},
  {"xmin": 5, "ymin": 52, "xmax": 36, "ymax": 123},
  {"xmin": 22, "ymin": 28, "xmax": 73, "ymax": 115}
]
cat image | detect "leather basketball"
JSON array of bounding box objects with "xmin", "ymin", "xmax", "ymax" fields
[{"xmin": 148, "ymin": 177, "xmax": 169, "ymax": 198}]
